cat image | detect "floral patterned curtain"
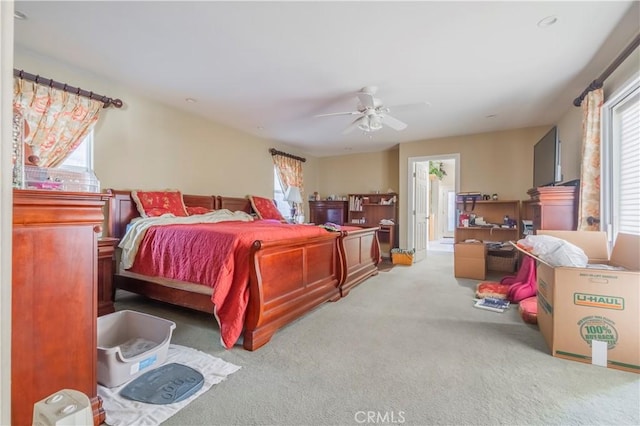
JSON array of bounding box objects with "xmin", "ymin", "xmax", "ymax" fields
[
  {"xmin": 272, "ymin": 153, "xmax": 304, "ymax": 210},
  {"xmin": 13, "ymin": 77, "xmax": 102, "ymax": 168},
  {"xmin": 577, "ymin": 88, "xmax": 604, "ymax": 231}
]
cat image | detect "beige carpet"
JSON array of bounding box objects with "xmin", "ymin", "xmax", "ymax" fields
[{"xmin": 114, "ymin": 251, "xmax": 640, "ymax": 425}]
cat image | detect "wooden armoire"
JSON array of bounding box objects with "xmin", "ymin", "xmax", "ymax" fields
[{"xmin": 12, "ymin": 190, "xmax": 109, "ymax": 426}]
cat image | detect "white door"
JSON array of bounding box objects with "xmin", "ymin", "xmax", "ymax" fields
[{"xmin": 413, "ymin": 162, "xmax": 430, "ymax": 262}]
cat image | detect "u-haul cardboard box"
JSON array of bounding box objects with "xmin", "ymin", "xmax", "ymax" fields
[{"xmin": 523, "ymin": 231, "xmax": 639, "ymax": 373}]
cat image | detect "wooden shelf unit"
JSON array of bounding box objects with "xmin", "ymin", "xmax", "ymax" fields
[
  {"xmin": 455, "ymin": 199, "xmax": 521, "ymax": 244},
  {"xmin": 454, "ymin": 199, "xmax": 521, "ymax": 275},
  {"xmin": 348, "ymin": 193, "xmax": 398, "ymax": 256}
]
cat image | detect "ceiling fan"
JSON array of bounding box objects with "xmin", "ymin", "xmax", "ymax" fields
[{"xmin": 315, "ymin": 86, "xmax": 426, "ymax": 134}]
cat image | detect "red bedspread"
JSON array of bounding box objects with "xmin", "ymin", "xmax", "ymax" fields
[{"xmin": 128, "ymin": 220, "xmax": 332, "ymax": 348}]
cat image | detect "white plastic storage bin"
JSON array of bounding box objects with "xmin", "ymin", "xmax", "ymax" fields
[{"xmin": 97, "ymin": 310, "xmax": 176, "ymax": 388}]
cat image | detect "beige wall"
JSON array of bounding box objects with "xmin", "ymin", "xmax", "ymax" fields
[
  {"xmin": 315, "ymin": 147, "xmax": 399, "ymax": 198},
  {"xmin": 398, "ymin": 126, "xmax": 549, "ymax": 247},
  {"xmin": 14, "ymin": 50, "xmax": 319, "ymax": 218}
]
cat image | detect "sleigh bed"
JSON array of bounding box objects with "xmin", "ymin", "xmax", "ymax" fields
[{"xmin": 106, "ymin": 189, "xmax": 380, "ymax": 351}]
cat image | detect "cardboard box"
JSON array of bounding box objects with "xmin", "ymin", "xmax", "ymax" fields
[
  {"xmin": 454, "ymin": 242, "xmax": 486, "ymax": 280},
  {"xmin": 523, "ymin": 231, "xmax": 639, "ymax": 373}
]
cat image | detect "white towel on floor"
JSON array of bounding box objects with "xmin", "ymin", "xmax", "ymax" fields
[{"xmin": 98, "ymin": 344, "xmax": 241, "ymax": 426}]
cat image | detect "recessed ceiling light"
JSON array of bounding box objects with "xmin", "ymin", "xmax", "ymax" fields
[
  {"xmin": 537, "ymin": 15, "xmax": 558, "ymax": 28},
  {"xmin": 185, "ymin": 97, "xmax": 196, "ymax": 103},
  {"xmin": 14, "ymin": 10, "xmax": 27, "ymax": 20}
]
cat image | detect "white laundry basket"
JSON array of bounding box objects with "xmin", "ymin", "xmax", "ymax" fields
[{"xmin": 97, "ymin": 310, "xmax": 176, "ymax": 388}]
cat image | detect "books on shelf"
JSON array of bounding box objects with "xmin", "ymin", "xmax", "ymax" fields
[
  {"xmin": 349, "ymin": 195, "xmax": 363, "ymax": 212},
  {"xmin": 474, "ymin": 297, "xmax": 510, "ymax": 313}
]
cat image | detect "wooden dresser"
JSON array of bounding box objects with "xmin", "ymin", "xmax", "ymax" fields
[
  {"xmin": 526, "ymin": 185, "xmax": 579, "ymax": 232},
  {"xmin": 12, "ymin": 190, "xmax": 110, "ymax": 426},
  {"xmin": 308, "ymin": 200, "xmax": 348, "ymax": 225}
]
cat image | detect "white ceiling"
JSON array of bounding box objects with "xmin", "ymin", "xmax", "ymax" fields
[{"xmin": 13, "ymin": 1, "xmax": 638, "ymax": 157}]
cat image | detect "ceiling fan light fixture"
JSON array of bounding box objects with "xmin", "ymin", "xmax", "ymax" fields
[
  {"xmin": 369, "ymin": 114, "xmax": 383, "ymax": 131},
  {"xmin": 357, "ymin": 116, "xmax": 371, "ymax": 132},
  {"xmin": 356, "ymin": 114, "xmax": 383, "ymax": 132}
]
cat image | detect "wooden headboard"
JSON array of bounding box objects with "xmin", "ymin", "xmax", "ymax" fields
[
  {"xmin": 218, "ymin": 196, "xmax": 252, "ymax": 214},
  {"xmin": 105, "ymin": 189, "xmax": 217, "ymax": 239}
]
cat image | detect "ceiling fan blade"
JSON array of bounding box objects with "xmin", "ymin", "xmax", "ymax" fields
[
  {"xmin": 314, "ymin": 111, "xmax": 361, "ymax": 118},
  {"xmin": 386, "ymin": 101, "xmax": 431, "ymax": 111},
  {"xmin": 380, "ymin": 113, "xmax": 407, "ymax": 131},
  {"xmin": 342, "ymin": 116, "xmax": 365, "ymax": 135}
]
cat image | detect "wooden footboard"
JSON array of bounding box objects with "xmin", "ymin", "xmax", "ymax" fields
[
  {"xmin": 338, "ymin": 227, "xmax": 381, "ymax": 297},
  {"xmin": 244, "ymin": 234, "xmax": 342, "ymax": 350}
]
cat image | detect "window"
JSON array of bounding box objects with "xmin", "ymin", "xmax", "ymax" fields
[
  {"xmin": 602, "ymin": 74, "xmax": 640, "ymax": 241},
  {"xmin": 54, "ymin": 130, "xmax": 100, "ymax": 192},
  {"xmin": 273, "ymin": 167, "xmax": 292, "ymax": 219},
  {"xmin": 59, "ymin": 130, "xmax": 94, "ymax": 172}
]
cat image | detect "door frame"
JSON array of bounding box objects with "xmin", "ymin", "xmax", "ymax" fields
[{"xmin": 407, "ymin": 153, "xmax": 460, "ymax": 254}]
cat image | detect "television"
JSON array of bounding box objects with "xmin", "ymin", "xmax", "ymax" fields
[{"xmin": 533, "ymin": 126, "xmax": 562, "ymax": 187}]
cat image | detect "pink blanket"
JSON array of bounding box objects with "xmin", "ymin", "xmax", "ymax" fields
[{"xmin": 129, "ymin": 220, "xmax": 332, "ymax": 348}]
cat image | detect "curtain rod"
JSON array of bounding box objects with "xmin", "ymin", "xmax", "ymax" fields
[
  {"xmin": 13, "ymin": 69, "xmax": 124, "ymax": 108},
  {"xmin": 269, "ymin": 148, "xmax": 306, "ymax": 162},
  {"xmin": 573, "ymin": 33, "xmax": 640, "ymax": 107}
]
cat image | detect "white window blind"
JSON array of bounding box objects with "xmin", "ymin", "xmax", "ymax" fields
[
  {"xmin": 603, "ymin": 75, "xmax": 640, "ymax": 241},
  {"xmin": 614, "ymin": 89, "xmax": 640, "ymax": 235}
]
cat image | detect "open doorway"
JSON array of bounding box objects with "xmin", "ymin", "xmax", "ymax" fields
[{"xmin": 407, "ymin": 154, "xmax": 460, "ymax": 262}]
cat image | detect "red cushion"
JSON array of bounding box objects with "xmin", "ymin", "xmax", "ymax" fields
[
  {"xmin": 249, "ymin": 195, "xmax": 286, "ymax": 222},
  {"xmin": 475, "ymin": 281, "xmax": 509, "ymax": 300},
  {"xmin": 131, "ymin": 190, "xmax": 188, "ymax": 218},
  {"xmin": 519, "ymin": 296, "xmax": 538, "ymax": 325}
]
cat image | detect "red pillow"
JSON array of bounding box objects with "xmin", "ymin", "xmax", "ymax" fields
[
  {"xmin": 186, "ymin": 206, "xmax": 213, "ymax": 216},
  {"xmin": 131, "ymin": 190, "xmax": 188, "ymax": 218},
  {"xmin": 475, "ymin": 281, "xmax": 510, "ymax": 300},
  {"xmin": 519, "ymin": 296, "xmax": 538, "ymax": 325},
  {"xmin": 249, "ymin": 195, "xmax": 286, "ymax": 222}
]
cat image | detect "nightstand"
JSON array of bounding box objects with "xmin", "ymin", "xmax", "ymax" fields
[{"xmin": 97, "ymin": 237, "xmax": 119, "ymax": 316}]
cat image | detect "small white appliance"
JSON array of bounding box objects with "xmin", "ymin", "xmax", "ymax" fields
[{"xmin": 32, "ymin": 389, "xmax": 93, "ymax": 426}]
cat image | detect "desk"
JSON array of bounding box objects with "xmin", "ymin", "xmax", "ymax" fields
[{"xmin": 378, "ymin": 224, "xmax": 396, "ymax": 258}]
